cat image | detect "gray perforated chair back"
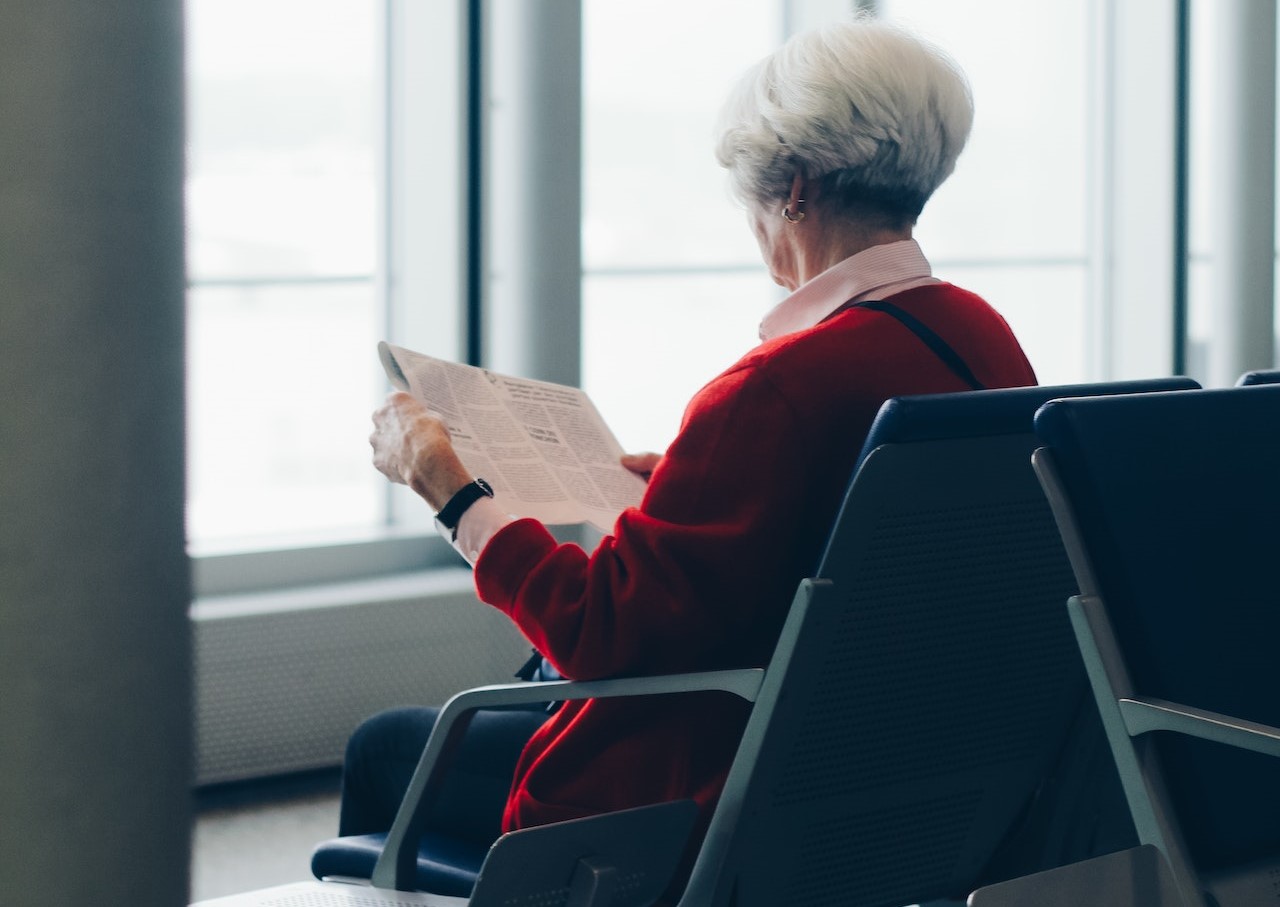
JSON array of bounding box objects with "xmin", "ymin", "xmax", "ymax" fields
[{"xmin": 679, "ymin": 379, "xmax": 1197, "ymax": 907}]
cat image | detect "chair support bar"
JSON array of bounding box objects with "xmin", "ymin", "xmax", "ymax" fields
[{"xmin": 1119, "ymin": 696, "xmax": 1280, "ymax": 757}]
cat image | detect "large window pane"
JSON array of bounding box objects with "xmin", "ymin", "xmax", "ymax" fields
[
  {"xmin": 187, "ymin": 282, "xmax": 383, "ymax": 543},
  {"xmin": 582, "ymin": 0, "xmax": 777, "ymax": 270},
  {"xmin": 880, "ymin": 1, "xmax": 1089, "ymax": 262},
  {"xmin": 582, "ymin": 0, "xmax": 783, "ymax": 450},
  {"xmin": 583, "ymin": 272, "xmax": 775, "ymax": 452},
  {"xmin": 879, "ymin": 1, "xmax": 1092, "ymax": 385},
  {"xmin": 187, "ymin": 0, "xmax": 377, "ymax": 281},
  {"xmin": 939, "ymin": 264, "xmax": 1089, "ymax": 386},
  {"xmin": 186, "ymin": 0, "xmax": 380, "ymax": 547}
]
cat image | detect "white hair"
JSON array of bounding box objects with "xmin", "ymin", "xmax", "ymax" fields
[{"xmin": 715, "ymin": 17, "xmax": 974, "ymax": 222}]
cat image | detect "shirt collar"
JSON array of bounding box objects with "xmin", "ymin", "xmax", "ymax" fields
[{"xmin": 757, "ymin": 238, "xmax": 938, "ymax": 341}]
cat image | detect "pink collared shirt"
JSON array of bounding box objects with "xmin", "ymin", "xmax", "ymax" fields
[
  {"xmin": 757, "ymin": 238, "xmax": 938, "ymax": 341},
  {"xmin": 448, "ymin": 238, "xmax": 939, "ymax": 565}
]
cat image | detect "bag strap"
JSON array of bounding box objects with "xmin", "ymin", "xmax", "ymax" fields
[
  {"xmin": 514, "ymin": 649, "xmax": 545, "ymax": 681},
  {"xmin": 845, "ymin": 299, "xmax": 986, "ymax": 391}
]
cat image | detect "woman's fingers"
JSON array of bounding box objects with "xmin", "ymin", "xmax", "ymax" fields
[
  {"xmin": 369, "ymin": 393, "xmax": 469, "ymax": 507},
  {"xmin": 620, "ymin": 451, "xmax": 663, "ymax": 482}
]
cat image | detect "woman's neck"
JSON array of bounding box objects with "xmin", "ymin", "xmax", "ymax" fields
[{"xmin": 795, "ymin": 220, "xmax": 914, "ymax": 285}]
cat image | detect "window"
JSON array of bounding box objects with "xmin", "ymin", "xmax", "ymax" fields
[
  {"xmin": 186, "ymin": 1, "xmax": 467, "ymax": 574},
  {"xmin": 580, "ymin": 1, "xmax": 784, "ymax": 453},
  {"xmin": 189, "ymin": 0, "xmax": 1274, "ymax": 593},
  {"xmin": 880, "ymin": 0, "xmax": 1092, "ymax": 386},
  {"xmin": 186, "ymin": 0, "xmax": 382, "ymax": 548}
]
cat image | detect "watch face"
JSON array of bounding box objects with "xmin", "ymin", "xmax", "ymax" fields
[{"xmin": 477, "ymin": 478, "xmax": 495, "ymax": 496}]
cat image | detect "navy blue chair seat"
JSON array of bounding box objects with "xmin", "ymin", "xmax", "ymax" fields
[{"xmin": 312, "ymin": 830, "xmax": 489, "ymax": 897}]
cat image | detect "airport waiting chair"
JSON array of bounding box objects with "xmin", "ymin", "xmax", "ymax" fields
[
  {"xmin": 999, "ymin": 386, "xmax": 1280, "ymax": 907},
  {"xmin": 1236, "ymin": 368, "xmax": 1280, "ymax": 386},
  {"xmin": 197, "ymin": 377, "xmax": 1195, "ymax": 907}
]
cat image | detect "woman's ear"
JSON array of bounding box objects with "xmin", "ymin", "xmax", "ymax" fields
[
  {"xmin": 783, "ymin": 172, "xmax": 809, "ymax": 223},
  {"xmin": 788, "ymin": 172, "xmax": 806, "ymax": 206}
]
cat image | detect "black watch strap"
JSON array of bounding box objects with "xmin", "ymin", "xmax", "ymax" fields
[{"xmin": 435, "ymin": 478, "xmax": 495, "ymax": 539}]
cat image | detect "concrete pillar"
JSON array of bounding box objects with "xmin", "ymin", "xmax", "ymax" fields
[
  {"xmin": 1094, "ymin": 0, "xmax": 1180, "ymax": 379},
  {"xmin": 484, "ymin": 0, "xmax": 583, "ymax": 386},
  {"xmin": 0, "ymin": 2, "xmax": 191, "ymax": 905},
  {"xmin": 1210, "ymin": 0, "xmax": 1277, "ymax": 386}
]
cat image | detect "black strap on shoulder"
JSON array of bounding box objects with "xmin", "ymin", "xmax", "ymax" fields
[
  {"xmin": 514, "ymin": 649, "xmax": 545, "ymax": 681},
  {"xmin": 848, "ymin": 299, "xmax": 986, "ymax": 390}
]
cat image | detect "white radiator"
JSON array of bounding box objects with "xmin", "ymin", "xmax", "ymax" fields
[{"xmin": 192, "ymin": 569, "xmax": 532, "ymax": 785}]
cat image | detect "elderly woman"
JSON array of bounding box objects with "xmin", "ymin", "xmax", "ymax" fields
[{"xmin": 344, "ymin": 15, "xmax": 1036, "ymax": 891}]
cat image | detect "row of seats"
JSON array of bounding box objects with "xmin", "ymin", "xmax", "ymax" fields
[
  {"xmin": 197, "ymin": 369, "xmax": 1280, "ymax": 907},
  {"xmin": 973, "ymin": 373, "xmax": 1280, "ymax": 907}
]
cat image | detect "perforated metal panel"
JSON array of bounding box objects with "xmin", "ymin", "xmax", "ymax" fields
[
  {"xmin": 778, "ymin": 499, "xmax": 1078, "ymax": 802},
  {"xmin": 193, "ymin": 575, "xmax": 531, "ymax": 784},
  {"xmin": 787, "ymin": 792, "xmax": 985, "ymax": 906}
]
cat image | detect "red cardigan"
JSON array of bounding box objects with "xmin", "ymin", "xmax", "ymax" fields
[{"xmin": 473, "ymin": 282, "xmax": 1037, "ymax": 840}]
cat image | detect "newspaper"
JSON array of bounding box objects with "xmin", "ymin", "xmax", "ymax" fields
[{"xmin": 379, "ymin": 342, "xmax": 646, "ymax": 532}]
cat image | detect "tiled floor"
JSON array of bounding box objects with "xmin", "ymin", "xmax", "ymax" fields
[{"xmin": 190, "ymin": 770, "xmax": 341, "ymax": 903}]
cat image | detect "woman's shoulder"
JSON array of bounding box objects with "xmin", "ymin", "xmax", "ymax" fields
[
  {"xmin": 684, "ymin": 308, "xmax": 899, "ymax": 418},
  {"xmin": 879, "ymin": 281, "xmax": 1009, "ymax": 324},
  {"xmin": 907, "ymin": 280, "xmax": 992, "ymax": 303},
  {"xmin": 687, "ymin": 279, "xmax": 1023, "ymax": 406}
]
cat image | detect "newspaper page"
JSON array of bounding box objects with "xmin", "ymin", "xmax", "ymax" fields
[{"xmin": 379, "ymin": 342, "xmax": 646, "ymax": 532}]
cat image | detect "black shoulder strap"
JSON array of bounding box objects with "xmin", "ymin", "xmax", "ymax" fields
[{"xmin": 848, "ymin": 299, "xmax": 986, "ymax": 391}]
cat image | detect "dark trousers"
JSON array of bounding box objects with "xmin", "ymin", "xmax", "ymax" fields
[{"xmin": 338, "ymin": 704, "xmax": 548, "ymax": 847}]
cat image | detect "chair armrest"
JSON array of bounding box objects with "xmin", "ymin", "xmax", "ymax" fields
[
  {"xmin": 372, "ymin": 667, "xmax": 766, "ymax": 890},
  {"xmin": 434, "ymin": 668, "xmax": 767, "ymax": 714},
  {"xmin": 1118, "ymin": 696, "xmax": 1280, "ymax": 758}
]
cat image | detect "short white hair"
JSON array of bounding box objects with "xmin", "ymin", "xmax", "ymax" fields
[{"xmin": 715, "ymin": 17, "xmax": 973, "ymax": 222}]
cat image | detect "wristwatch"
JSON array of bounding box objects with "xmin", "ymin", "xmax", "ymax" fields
[{"xmin": 435, "ymin": 478, "xmax": 495, "ymax": 541}]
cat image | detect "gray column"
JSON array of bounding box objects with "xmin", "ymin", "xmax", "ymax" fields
[
  {"xmin": 0, "ymin": 3, "xmax": 190, "ymax": 905},
  {"xmin": 1093, "ymin": 0, "xmax": 1179, "ymax": 379},
  {"xmin": 1210, "ymin": 0, "xmax": 1277, "ymax": 386},
  {"xmin": 484, "ymin": 0, "xmax": 583, "ymax": 385}
]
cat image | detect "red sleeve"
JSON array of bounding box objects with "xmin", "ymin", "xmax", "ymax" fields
[{"xmin": 473, "ymin": 362, "xmax": 815, "ymax": 680}]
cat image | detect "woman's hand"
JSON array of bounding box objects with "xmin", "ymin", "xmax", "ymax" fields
[
  {"xmin": 621, "ymin": 451, "xmax": 663, "ymax": 483},
  {"xmin": 370, "ymin": 392, "xmax": 474, "ymax": 511}
]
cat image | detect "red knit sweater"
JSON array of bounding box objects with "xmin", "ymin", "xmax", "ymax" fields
[{"xmin": 473, "ymin": 282, "xmax": 1037, "ymax": 841}]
